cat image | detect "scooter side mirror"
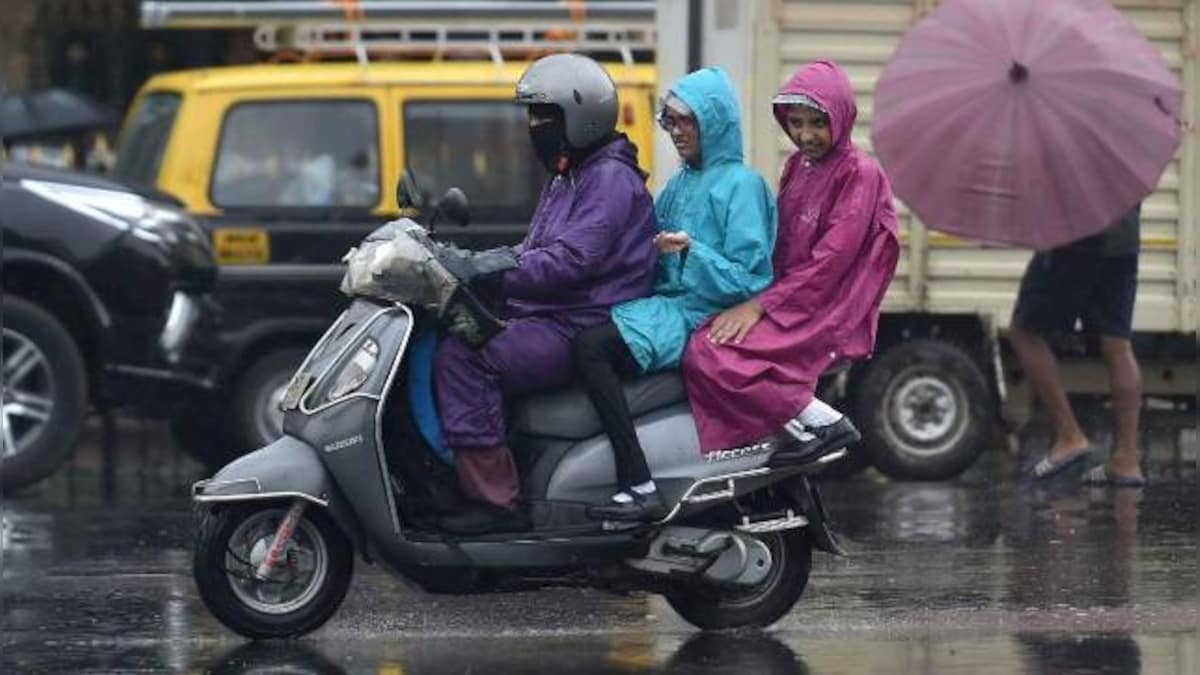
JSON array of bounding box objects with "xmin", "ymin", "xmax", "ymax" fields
[{"xmin": 434, "ymin": 187, "xmax": 470, "ymax": 228}]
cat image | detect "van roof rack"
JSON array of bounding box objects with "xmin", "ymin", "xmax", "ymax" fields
[{"xmin": 140, "ymin": 1, "xmax": 657, "ymax": 66}]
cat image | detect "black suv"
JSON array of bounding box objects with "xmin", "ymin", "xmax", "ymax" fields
[{"xmin": 1, "ymin": 162, "xmax": 219, "ymax": 492}]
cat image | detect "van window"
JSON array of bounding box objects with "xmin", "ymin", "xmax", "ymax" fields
[
  {"xmin": 211, "ymin": 100, "xmax": 380, "ymax": 209},
  {"xmin": 113, "ymin": 92, "xmax": 181, "ymax": 187},
  {"xmin": 403, "ymin": 101, "xmax": 542, "ymax": 224}
]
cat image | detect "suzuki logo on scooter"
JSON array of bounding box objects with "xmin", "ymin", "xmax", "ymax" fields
[{"xmin": 323, "ymin": 434, "xmax": 364, "ymax": 453}]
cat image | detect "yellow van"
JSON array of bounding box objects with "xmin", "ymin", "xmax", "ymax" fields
[{"xmin": 112, "ymin": 60, "xmax": 658, "ymax": 459}]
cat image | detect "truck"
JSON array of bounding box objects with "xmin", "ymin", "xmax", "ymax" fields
[{"xmin": 656, "ymin": 0, "xmax": 1198, "ymax": 479}]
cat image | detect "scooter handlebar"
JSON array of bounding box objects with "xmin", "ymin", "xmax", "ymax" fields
[{"xmin": 402, "ymin": 226, "xmax": 509, "ymax": 348}]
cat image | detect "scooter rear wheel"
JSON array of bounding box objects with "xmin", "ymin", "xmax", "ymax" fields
[
  {"xmin": 194, "ymin": 503, "xmax": 353, "ymax": 639},
  {"xmin": 663, "ymin": 530, "xmax": 812, "ymax": 630}
]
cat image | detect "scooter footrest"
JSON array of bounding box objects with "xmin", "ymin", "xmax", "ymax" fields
[{"xmin": 735, "ymin": 509, "xmax": 809, "ymax": 533}]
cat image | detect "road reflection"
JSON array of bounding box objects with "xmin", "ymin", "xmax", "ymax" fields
[
  {"xmin": 1, "ymin": 416, "xmax": 1196, "ymax": 675},
  {"xmin": 201, "ymin": 632, "xmax": 813, "ymax": 675}
]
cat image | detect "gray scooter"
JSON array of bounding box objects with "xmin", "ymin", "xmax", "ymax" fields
[{"xmin": 191, "ymin": 186, "xmax": 849, "ymax": 639}]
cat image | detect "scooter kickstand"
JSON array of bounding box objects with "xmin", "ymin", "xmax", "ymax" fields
[{"xmin": 256, "ymin": 499, "xmax": 307, "ymax": 579}]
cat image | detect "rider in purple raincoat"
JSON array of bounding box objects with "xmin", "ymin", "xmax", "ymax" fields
[{"xmin": 435, "ymin": 54, "xmax": 657, "ymax": 533}]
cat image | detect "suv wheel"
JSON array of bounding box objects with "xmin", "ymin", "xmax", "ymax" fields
[
  {"xmin": 1, "ymin": 297, "xmax": 87, "ymax": 493},
  {"xmin": 233, "ymin": 349, "xmax": 306, "ymax": 451}
]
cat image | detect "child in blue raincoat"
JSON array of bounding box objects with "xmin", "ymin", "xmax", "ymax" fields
[{"xmin": 572, "ymin": 67, "xmax": 777, "ymax": 521}]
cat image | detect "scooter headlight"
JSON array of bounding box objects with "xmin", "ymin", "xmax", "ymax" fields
[{"xmin": 328, "ymin": 338, "xmax": 379, "ymax": 401}]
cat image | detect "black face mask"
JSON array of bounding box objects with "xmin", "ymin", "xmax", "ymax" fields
[{"xmin": 529, "ymin": 117, "xmax": 569, "ymax": 173}]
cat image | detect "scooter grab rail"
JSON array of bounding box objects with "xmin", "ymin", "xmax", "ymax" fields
[
  {"xmin": 684, "ymin": 478, "xmax": 740, "ymax": 504},
  {"xmin": 656, "ymin": 447, "xmax": 849, "ymax": 523},
  {"xmin": 655, "ymin": 467, "xmax": 770, "ymax": 523}
]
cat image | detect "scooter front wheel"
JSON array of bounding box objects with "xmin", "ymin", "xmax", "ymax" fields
[
  {"xmin": 664, "ymin": 530, "xmax": 812, "ymax": 630},
  {"xmin": 193, "ymin": 503, "xmax": 353, "ymax": 639}
]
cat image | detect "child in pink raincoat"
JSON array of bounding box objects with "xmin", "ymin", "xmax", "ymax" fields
[{"xmin": 682, "ymin": 60, "xmax": 899, "ymax": 459}]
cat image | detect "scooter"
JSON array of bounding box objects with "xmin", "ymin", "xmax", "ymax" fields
[{"xmin": 191, "ymin": 184, "xmax": 848, "ymax": 639}]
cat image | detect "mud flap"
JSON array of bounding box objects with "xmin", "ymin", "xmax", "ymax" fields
[{"xmin": 783, "ymin": 476, "xmax": 847, "ymax": 557}]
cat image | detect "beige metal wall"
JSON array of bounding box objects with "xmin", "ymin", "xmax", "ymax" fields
[{"xmin": 749, "ymin": 0, "xmax": 1199, "ymax": 335}]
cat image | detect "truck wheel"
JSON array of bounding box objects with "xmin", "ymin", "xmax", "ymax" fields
[
  {"xmin": 855, "ymin": 339, "xmax": 992, "ymax": 481},
  {"xmin": 233, "ymin": 349, "xmax": 306, "ymax": 451},
  {"xmin": 1, "ymin": 297, "xmax": 87, "ymax": 493},
  {"xmin": 194, "ymin": 503, "xmax": 353, "ymax": 639}
]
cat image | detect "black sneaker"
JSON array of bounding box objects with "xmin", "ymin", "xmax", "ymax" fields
[
  {"xmin": 589, "ymin": 490, "xmax": 668, "ymax": 522},
  {"xmin": 771, "ymin": 416, "xmax": 861, "ymax": 465}
]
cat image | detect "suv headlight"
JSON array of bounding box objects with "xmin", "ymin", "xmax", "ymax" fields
[{"xmin": 19, "ymin": 179, "xmax": 195, "ymax": 246}]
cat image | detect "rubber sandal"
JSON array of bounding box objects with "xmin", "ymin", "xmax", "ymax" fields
[
  {"xmin": 1080, "ymin": 465, "xmax": 1146, "ymax": 488},
  {"xmin": 1031, "ymin": 447, "xmax": 1094, "ymax": 479}
]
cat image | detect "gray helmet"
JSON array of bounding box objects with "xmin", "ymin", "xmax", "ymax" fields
[{"xmin": 514, "ymin": 54, "xmax": 619, "ymax": 149}]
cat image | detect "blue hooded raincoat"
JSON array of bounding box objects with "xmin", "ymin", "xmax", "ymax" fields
[{"xmin": 611, "ymin": 68, "xmax": 776, "ymax": 372}]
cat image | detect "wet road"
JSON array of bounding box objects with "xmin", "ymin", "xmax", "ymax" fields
[{"xmin": 2, "ymin": 415, "xmax": 1198, "ymax": 674}]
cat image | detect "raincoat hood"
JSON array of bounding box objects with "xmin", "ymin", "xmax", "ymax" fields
[
  {"xmin": 612, "ymin": 68, "xmax": 774, "ymax": 374},
  {"xmin": 669, "ymin": 67, "xmax": 744, "ymax": 168},
  {"xmin": 774, "ymin": 60, "xmax": 857, "ymax": 157}
]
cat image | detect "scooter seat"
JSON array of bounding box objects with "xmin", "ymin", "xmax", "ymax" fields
[{"xmin": 511, "ymin": 371, "xmax": 687, "ymax": 440}]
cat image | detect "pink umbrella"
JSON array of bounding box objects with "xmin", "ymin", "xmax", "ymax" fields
[{"xmin": 871, "ymin": 0, "xmax": 1183, "ymax": 250}]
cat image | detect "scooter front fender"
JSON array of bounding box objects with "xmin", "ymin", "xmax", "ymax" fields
[
  {"xmin": 194, "ymin": 435, "xmax": 332, "ymax": 505},
  {"xmin": 192, "ymin": 435, "xmax": 366, "ymax": 553}
]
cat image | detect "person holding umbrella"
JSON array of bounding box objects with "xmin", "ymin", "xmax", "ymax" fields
[
  {"xmin": 681, "ymin": 60, "xmax": 899, "ymax": 461},
  {"xmin": 1011, "ymin": 205, "xmax": 1147, "ymax": 486},
  {"xmin": 868, "ymin": 0, "xmax": 1183, "ymax": 487}
]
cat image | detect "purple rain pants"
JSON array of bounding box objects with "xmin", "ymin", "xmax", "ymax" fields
[{"xmin": 434, "ymin": 316, "xmax": 578, "ymax": 509}]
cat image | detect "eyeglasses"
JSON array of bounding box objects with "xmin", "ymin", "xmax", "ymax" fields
[{"xmin": 657, "ymin": 111, "xmax": 697, "ymax": 133}]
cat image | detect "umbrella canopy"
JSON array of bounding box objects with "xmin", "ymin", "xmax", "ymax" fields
[
  {"xmin": 0, "ymin": 88, "xmax": 119, "ymax": 142},
  {"xmin": 871, "ymin": 0, "xmax": 1183, "ymax": 250}
]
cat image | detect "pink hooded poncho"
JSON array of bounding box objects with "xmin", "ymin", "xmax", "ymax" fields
[{"xmin": 682, "ymin": 60, "xmax": 900, "ymax": 452}]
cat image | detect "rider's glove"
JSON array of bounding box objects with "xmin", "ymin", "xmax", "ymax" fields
[{"xmin": 432, "ymin": 244, "xmax": 519, "ymax": 285}]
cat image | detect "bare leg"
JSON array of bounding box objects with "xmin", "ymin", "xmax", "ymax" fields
[
  {"xmin": 1100, "ymin": 336, "xmax": 1144, "ymax": 480},
  {"xmin": 1008, "ymin": 326, "xmax": 1090, "ymax": 460}
]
